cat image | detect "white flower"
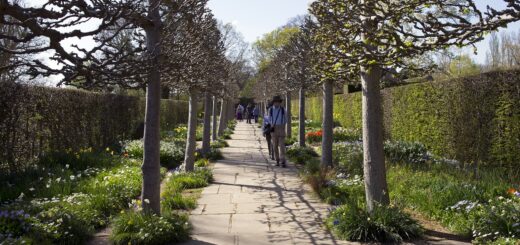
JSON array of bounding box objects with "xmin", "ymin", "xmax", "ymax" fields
[
  {"xmin": 65, "ymin": 164, "xmax": 70, "ymax": 169},
  {"xmin": 28, "ymin": 187, "xmax": 35, "ymax": 192},
  {"xmin": 70, "ymin": 175, "xmax": 75, "ymax": 180},
  {"xmin": 144, "ymin": 199, "xmax": 150, "ymax": 204}
]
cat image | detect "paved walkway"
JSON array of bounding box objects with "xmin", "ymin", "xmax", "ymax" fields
[{"xmin": 182, "ymin": 122, "xmax": 349, "ymax": 245}]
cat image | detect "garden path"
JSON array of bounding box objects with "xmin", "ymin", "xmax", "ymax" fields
[{"xmin": 181, "ymin": 122, "xmax": 351, "ymax": 245}]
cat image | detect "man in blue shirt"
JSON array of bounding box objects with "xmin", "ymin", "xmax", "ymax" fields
[{"xmin": 269, "ymin": 95, "xmax": 287, "ymax": 167}]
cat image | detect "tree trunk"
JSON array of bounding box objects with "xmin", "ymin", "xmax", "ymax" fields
[
  {"xmin": 299, "ymin": 87, "xmax": 306, "ymax": 147},
  {"xmin": 286, "ymin": 93, "xmax": 292, "ymax": 139},
  {"xmin": 212, "ymin": 96, "xmax": 218, "ymax": 141},
  {"xmin": 361, "ymin": 66, "xmax": 390, "ymax": 213},
  {"xmin": 184, "ymin": 90, "xmax": 198, "ymax": 172},
  {"xmin": 202, "ymin": 92, "xmax": 212, "ymax": 155},
  {"xmin": 141, "ymin": 0, "xmax": 162, "ymax": 215},
  {"xmin": 218, "ymin": 99, "xmax": 227, "ymax": 136},
  {"xmin": 321, "ymin": 80, "xmax": 333, "ymax": 168}
]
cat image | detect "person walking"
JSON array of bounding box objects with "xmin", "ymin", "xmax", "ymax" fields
[
  {"xmin": 269, "ymin": 95, "xmax": 287, "ymax": 167},
  {"xmin": 252, "ymin": 105, "xmax": 259, "ymax": 123},
  {"xmin": 236, "ymin": 104, "xmax": 244, "ymax": 121},
  {"xmin": 262, "ymin": 101, "xmax": 275, "ymax": 160},
  {"xmin": 246, "ymin": 103, "xmax": 253, "ymax": 124}
]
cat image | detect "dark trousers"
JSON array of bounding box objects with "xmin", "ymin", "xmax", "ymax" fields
[{"xmin": 266, "ymin": 134, "xmax": 274, "ymax": 160}]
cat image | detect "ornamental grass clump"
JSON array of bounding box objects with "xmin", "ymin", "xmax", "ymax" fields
[
  {"xmin": 286, "ymin": 144, "xmax": 319, "ymax": 165},
  {"xmin": 327, "ymin": 204, "xmax": 422, "ymax": 243},
  {"xmin": 110, "ymin": 211, "xmax": 190, "ymax": 245},
  {"xmin": 124, "ymin": 140, "xmax": 185, "ymax": 169}
]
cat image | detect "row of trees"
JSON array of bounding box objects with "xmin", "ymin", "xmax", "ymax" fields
[
  {"xmin": 254, "ymin": 0, "xmax": 520, "ymax": 213},
  {"xmin": 0, "ymin": 0, "xmax": 248, "ymax": 215}
]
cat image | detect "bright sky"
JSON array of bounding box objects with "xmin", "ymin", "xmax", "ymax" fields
[{"xmin": 208, "ymin": 0, "xmax": 520, "ymax": 64}]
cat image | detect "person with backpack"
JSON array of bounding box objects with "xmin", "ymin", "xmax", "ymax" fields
[{"xmin": 268, "ymin": 95, "xmax": 287, "ymax": 167}]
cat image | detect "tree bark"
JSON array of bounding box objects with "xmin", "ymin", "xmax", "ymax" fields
[
  {"xmin": 299, "ymin": 87, "xmax": 306, "ymax": 147},
  {"xmin": 218, "ymin": 99, "xmax": 227, "ymax": 136},
  {"xmin": 361, "ymin": 65, "xmax": 390, "ymax": 213},
  {"xmin": 141, "ymin": 0, "xmax": 162, "ymax": 215},
  {"xmin": 321, "ymin": 80, "xmax": 334, "ymax": 168},
  {"xmin": 184, "ymin": 89, "xmax": 198, "ymax": 172},
  {"xmin": 285, "ymin": 93, "xmax": 292, "ymax": 139},
  {"xmin": 212, "ymin": 96, "xmax": 218, "ymax": 141},
  {"xmin": 202, "ymin": 92, "xmax": 212, "ymax": 155}
]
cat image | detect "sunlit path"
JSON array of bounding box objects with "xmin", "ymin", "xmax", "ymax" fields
[{"xmin": 182, "ymin": 122, "xmax": 350, "ymax": 245}]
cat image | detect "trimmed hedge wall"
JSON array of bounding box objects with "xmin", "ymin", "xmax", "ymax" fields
[
  {"xmin": 0, "ymin": 82, "xmax": 188, "ymax": 171},
  {"xmin": 294, "ymin": 70, "xmax": 520, "ymax": 167}
]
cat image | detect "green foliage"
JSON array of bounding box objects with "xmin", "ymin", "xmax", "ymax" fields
[
  {"xmin": 110, "ymin": 211, "xmax": 190, "ymax": 245},
  {"xmin": 286, "ymin": 144, "xmax": 319, "ymax": 165},
  {"xmin": 0, "ymin": 155, "xmax": 145, "ymax": 244},
  {"xmin": 327, "ymin": 204, "xmax": 422, "ymax": 243},
  {"xmin": 0, "ymin": 150, "xmax": 121, "ymax": 203},
  {"xmin": 0, "ymin": 81, "xmax": 189, "ymax": 173},
  {"xmin": 202, "ymin": 148, "xmax": 223, "ymax": 161},
  {"xmin": 387, "ymin": 164, "xmax": 514, "ymax": 237},
  {"xmin": 469, "ymin": 196, "xmax": 520, "ymax": 243},
  {"xmin": 332, "ymin": 142, "xmax": 364, "ymax": 176},
  {"xmin": 384, "ymin": 140, "xmax": 430, "ymax": 165},
  {"xmin": 298, "ymin": 70, "xmax": 520, "ymax": 167},
  {"xmin": 124, "ymin": 140, "xmax": 185, "ymax": 169},
  {"xmin": 210, "ymin": 138, "xmax": 229, "ymax": 149},
  {"xmin": 162, "ymin": 169, "xmax": 212, "ymax": 211}
]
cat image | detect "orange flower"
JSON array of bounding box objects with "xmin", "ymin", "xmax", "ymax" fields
[{"xmin": 507, "ymin": 188, "xmax": 517, "ymax": 195}]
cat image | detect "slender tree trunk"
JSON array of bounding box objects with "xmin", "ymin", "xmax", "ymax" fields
[
  {"xmin": 321, "ymin": 80, "xmax": 333, "ymax": 168},
  {"xmin": 286, "ymin": 93, "xmax": 292, "ymax": 139},
  {"xmin": 184, "ymin": 90, "xmax": 198, "ymax": 172},
  {"xmin": 212, "ymin": 96, "xmax": 218, "ymax": 141},
  {"xmin": 218, "ymin": 99, "xmax": 227, "ymax": 136},
  {"xmin": 299, "ymin": 87, "xmax": 306, "ymax": 147},
  {"xmin": 361, "ymin": 66, "xmax": 390, "ymax": 212},
  {"xmin": 202, "ymin": 92, "xmax": 212, "ymax": 154},
  {"xmin": 141, "ymin": 0, "xmax": 162, "ymax": 215}
]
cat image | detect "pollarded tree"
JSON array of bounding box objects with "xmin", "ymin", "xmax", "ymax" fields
[
  {"xmin": 280, "ymin": 18, "xmax": 319, "ymax": 147},
  {"xmin": 0, "ymin": 0, "xmax": 169, "ymax": 215},
  {"xmin": 162, "ymin": 5, "xmax": 225, "ymax": 171},
  {"xmin": 310, "ymin": 0, "xmax": 520, "ymax": 213}
]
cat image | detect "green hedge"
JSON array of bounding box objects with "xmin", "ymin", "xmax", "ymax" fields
[
  {"xmin": 0, "ymin": 82, "xmax": 188, "ymax": 172},
  {"xmin": 296, "ymin": 70, "xmax": 520, "ymax": 167}
]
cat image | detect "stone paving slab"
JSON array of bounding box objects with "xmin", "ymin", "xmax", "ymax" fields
[{"xmin": 181, "ymin": 122, "xmax": 345, "ymax": 245}]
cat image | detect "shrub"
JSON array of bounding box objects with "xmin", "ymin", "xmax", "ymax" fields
[
  {"xmin": 195, "ymin": 158, "xmax": 209, "ymax": 168},
  {"xmin": 384, "ymin": 140, "xmax": 430, "ymax": 165},
  {"xmin": 124, "ymin": 140, "xmax": 185, "ymax": 169},
  {"xmin": 332, "ymin": 142, "xmax": 364, "ymax": 176},
  {"xmin": 110, "ymin": 211, "xmax": 190, "ymax": 245},
  {"xmin": 327, "ymin": 204, "xmax": 422, "ymax": 243},
  {"xmin": 466, "ymin": 195, "xmax": 520, "ymax": 243},
  {"xmin": 333, "ymin": 127, "xmax": 361, "ymax": 142},
  {"xmin": 222, "ymin": 128, "xmax": 233, "ymax": 139},
  {"xmin": 204, "ymin": 148, "xmax": 223, "ymax": 161},
  {"xmin": 210, "ymin": 139, "xmax": 229, "ymax": 149},
  {"xmin": 319, "ymin": 174, "xmax": 365, "ymax": 206},
  {"xmin": 286, "ymin": 144, "xmax": 319, "ymax": 165},
  {"xmin": 162, "ymin": 169, "xmax": 212, "ymax": 211}
]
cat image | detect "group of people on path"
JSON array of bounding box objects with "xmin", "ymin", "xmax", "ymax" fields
[
  {"xmin": 235, "ymin": 103, "xmax": 259, "ymax": 124},
  {"xmin": 235, "ymin": 96, "xmax": 287, "ymax": 167}
]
